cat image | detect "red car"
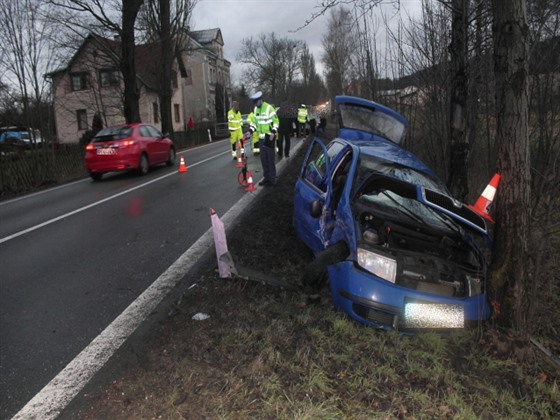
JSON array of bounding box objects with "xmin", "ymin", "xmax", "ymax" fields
[{"xmin": 85, "ymin": 123, "xmax": 176, "ymax": 180}]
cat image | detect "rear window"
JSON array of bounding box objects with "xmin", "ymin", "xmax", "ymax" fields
[
  {"xmin": 339, "ymin": 103, "xmax": 407, "ymax": 144},
  {"xmin": 93, "ymin": 126, "xmax": 132, "ymax": 142}
]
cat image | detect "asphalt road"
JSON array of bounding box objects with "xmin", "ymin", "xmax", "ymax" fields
[{"xmin": 0, "ymin": 139, "xmax": 280, "ymax": 419}]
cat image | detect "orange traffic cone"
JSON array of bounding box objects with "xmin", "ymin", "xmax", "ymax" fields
[
  {"xmin": 235, "ymin": 141, "xmax": 243, "ymax": 168},
  {"xmin": 469, "ymin": 173, "xmax": 500, "ymax": 222},
  {"xmin": 245, "ymin": 170, "xmax": 256, "ymax": 192},
  {"xmin": 178, "ymin": 156, "xmax": 188, "ymax": 173}
]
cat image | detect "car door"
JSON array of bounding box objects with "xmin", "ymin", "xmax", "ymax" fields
[
  {"xmin": 142, "ymin": 125, "xmax": 167, "ymax": 164},
  {"xmin": 294, "ymin": 139, "xmax": 350, "ymax": 253}
]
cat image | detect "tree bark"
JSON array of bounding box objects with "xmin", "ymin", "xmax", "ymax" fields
[
  {"xmin": 121, "ymin": 0, "xmax": 143, "ymax": 123},
  {"xmin": 159, "ymin": 0, "xmax": 173, "ymax": 135},
  {"xmin": 448, "ymin": 0, "xmax": 470, "ymax": 201},
  {"xmin": 489, "ymin": 0, "xmax": 532, "ymax": 332}
]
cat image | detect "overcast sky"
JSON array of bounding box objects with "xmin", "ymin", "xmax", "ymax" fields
[
  {"xmin": 191, "ymin": 0, "xmax": 421, "ymax": 86},
  {"xmin": 191, "ymin": 0, "xmax": 330, "ymax": 85}
]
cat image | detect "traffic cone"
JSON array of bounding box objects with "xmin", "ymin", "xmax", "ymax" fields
[
  {"xmin": 178, "ymin": 156, "xmax": 188, "ymax": 173},
  {"xmin": 245, "ymin": 170, "xmax": 256, "ymax": 192},
  {"xmin": 469, "ymin": 173, "xmax": 500, "ymax": 222},
  {"xmin": 235, "ymin": 141, "xmax": 243, "ymax": 168}
]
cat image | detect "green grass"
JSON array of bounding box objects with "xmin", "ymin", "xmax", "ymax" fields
[
  {"xmin": 77, "ymin": 281, "xmax": 558, "ymax": 419},
  {"xmin": 73, "ymin": 141, "xmax": 560, "ymax": 420}
]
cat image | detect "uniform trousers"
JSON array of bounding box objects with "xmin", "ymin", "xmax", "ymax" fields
[{"xmin": 260, "ymin": 142, "xmax": 276, "ymax": 184}]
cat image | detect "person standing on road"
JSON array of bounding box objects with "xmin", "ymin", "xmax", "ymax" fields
[
  {"xmin": 246, "ymin": 111, "xmax": 260, "ymax": 155},
  {"xmin": 228, "ymin": 101, "xmax": 244, "ymax": 159},
  {"xmin": 277, "ymin": 106, "xmax": 295, "ymax": 158},
  {"xmin": 248, "ymin": 91, "xmax": 279, "ymax": 186},
  {"xmin": 297, "ymin": 104, "xmax": 308, "ymax": 138}
]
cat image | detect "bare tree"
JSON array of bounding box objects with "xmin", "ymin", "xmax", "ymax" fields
[
  {"xmin": 447, "ymin": 0, "xmax": 470, "ymax": 201},
  {"xmin": 299, "ymin": 47, "xmax": 328, "ymax": 106},
  {"xmin": 138, "ymin": 0, "xmax": 196, "ymax": 134},
  {"xmin": 237, "ymin": 33, "xmax": 305, "ymax": 103},
  {"xmin": 489, "ymin": 0, "xmax": 532, "ymax": 332},
  {"xmin": 384, "ymin": 1, "xmax": 452, "ymax": 177},
  {"xmin": 47, "ymin": 0, "xmax": 144, "ymax": 123},
  {"xmin": 525, "ymin": 0, "xmax": 560, "ymax": 322},
  {"xmin": 0, "ymin": 0, "xmax": 56, "ymax": 139},
  {"xmin": 322, "ymin": 7, "xmax": 357, "ymax": 98}
]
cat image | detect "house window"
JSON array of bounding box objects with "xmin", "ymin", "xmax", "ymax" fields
[
  {"xmin": 71, "ymin": 72, "xmax": 88, "ymax": 91},
  {"xmin": 172, "ymin": 70, "xmax": 178, "ymax": 89},
  {"xmin": 99, "ymin": 69, "xmax": 119, "ymax": 87},
  {"xmin": 77, "ymin": 109, "xmax": 88, "ymax": 130},
  {"xmin": 153, "ymin": 102, "xmax": 159, "ymax": 124},
  {"xmin": 174, "ymin": 104, "xmax": 180, "ymax": 123}
]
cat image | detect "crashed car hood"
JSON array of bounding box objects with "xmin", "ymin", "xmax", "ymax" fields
[{"xmin": 355, "ymin": 173, "xmax": 489, "ymax": 237}]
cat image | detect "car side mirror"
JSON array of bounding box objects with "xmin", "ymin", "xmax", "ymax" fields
[
  {"xmin": 162, "ymin": 133, "xmax": 170, "ymax": 138},
  {"xmin": 310, "ymin": 199, "xmax": 323, "ymax": 218}
]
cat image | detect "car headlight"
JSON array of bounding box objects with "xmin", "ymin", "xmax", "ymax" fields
[{"xmin": 357, "ymin": 248, "xmax": 397, "ymax": 283}]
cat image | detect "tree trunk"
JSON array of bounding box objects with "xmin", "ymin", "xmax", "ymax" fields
[
  {"xmin": 489, "ymin": 0, "xmax": 532, "ymax": 332},
  {"xmin": 448, "ymin": 0, "xmax": 470, "ymax": 201},
  {"xmin": 159, "ymin": 0, "xmax": 173, "ymax": 135},
  {"xmin": 121, "ymin": 0, "xmax": 143, "ymax": 123}
]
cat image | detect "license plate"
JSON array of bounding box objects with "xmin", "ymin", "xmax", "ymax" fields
[
  {"xmin": 97, "ymin": 148, "xmax": 116, "ymax": 155},
  {"xmin": 402, "ymin": 302, "xmax": 464, "ymax": 329}
]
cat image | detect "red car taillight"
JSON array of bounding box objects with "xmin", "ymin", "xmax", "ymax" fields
[
  {"xmin": 120, "ymin": 140, "xmax": 136, "ymax": 147},
  {"xmin": 86, "ymin": 144, "xmax": 94, "ymax": 151}
]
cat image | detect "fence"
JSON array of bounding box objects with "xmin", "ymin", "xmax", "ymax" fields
[{"xmin": 0, "ymin": 125, "xmax": 228, "ymax": 200}]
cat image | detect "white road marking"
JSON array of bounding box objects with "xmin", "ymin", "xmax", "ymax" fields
[
  {"xmin": 11, "ymin": 178, "xmax": 262, "ymax": 420},
  {"xmin": 0, "ymin": 150, "xmax": 230, "ymax": 244},
  {"xmin": 11, "ymin": 140, "xmax": 303, "ymax": 420}
]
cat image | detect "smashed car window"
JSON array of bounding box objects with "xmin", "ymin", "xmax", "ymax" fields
[
  {"xmin": 356, "ymin": 155, "xmax": 447, "ymax": 193},
  {"xmin": 339, "ymin": 103, "xmax": 406, "ymax": 144},
  {"xmin": 303, "ymin": 142, "xmax": 329, "ymax": 191}
]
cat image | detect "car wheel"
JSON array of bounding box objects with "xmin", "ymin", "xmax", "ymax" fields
[
  {"xmin": 166, "ymin": 147, "xmax": 176, "ymax": 166},
  {"xmin": 90, "ymin": 172, "xmax": 103, "ymax": 181},
  {"xmin": 138, "ymin": 153, "xmax": 149, "ymax": 176},
  {"xmin": 301, "ymin": 242, "xmax": 349, "ymax": 291}
]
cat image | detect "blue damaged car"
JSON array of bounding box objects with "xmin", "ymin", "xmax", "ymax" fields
[{"xmin": 294, "ymin": 95, "xmax": 492, "ymax": 332}]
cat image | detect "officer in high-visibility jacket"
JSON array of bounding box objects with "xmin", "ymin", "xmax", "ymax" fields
[
  {"xmin": 297, "ymin": 104, "xmax": 308, "ymax": 137},
  {"xmin": 228, "ymin": 101, "xmax": 244, "ymax": 159},
  {"xmin": 248, "ymin": 91, "xmax": 279, "ymax": 186},
  {"xmin": 246, "ymin": 111, "xmax": 260, "ymax": 154}
]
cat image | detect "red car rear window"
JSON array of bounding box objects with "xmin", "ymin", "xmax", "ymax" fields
[{"xmin": 93, "ymin": 126, "xmax": 132, "ymax": 142}]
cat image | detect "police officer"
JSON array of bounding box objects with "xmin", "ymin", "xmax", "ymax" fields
[
  {"xmin": 297, "ymin": 104, "xmax": 308, "ymax": 137},
  {"xmin": 248, "ymin": 91, "xmax": 279, "ymax": 186},
  {"xmin": 228, "ymin": 101, "xmax": 244, "ymax": 159}
]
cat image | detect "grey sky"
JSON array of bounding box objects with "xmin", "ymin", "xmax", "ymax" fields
[
  {"xmin": 191, "ymin": 0, "xmax": 331, "ymax": 85},
  {"xmin": 191, "ymin": 0, "xmax": 422, "ymax": 86}
]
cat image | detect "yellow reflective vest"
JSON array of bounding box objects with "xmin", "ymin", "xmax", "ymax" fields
[
  {"xmin": 228, "ymin": 109, "xmax": 243, "ymax": 131},
  {"xmin": 297, "ymin": 107, "xmax": 308, "ymax": 123},
  {"xmin": 249, "ymin": 102, "xmax": 279, "ymax": 139}
]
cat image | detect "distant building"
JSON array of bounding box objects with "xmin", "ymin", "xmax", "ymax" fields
[{"xmin": 46, "ymin": 29, "xmax": 231, "ymax": 144}]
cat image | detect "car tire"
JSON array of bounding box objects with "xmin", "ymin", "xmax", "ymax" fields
[
  {"xmin": 301, "ymin": 242, "xmax": 349, "ymax": 291},
  {"xmin": 138, "ymin": 153, "xmax": 149, "ymax": 176},
  {"xmin": 90, "ymin": 172, "xmax": 103, "ymax": 181},
  {"xmin": 166, "ymin": 147, "xmax": 176, "ymax": 166}
]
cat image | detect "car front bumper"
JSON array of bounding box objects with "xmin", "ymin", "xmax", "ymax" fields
[{"xmin": 328, "ymin": 261, "xmax": 491, "ymax": 332}]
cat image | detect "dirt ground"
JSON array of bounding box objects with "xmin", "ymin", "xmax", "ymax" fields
[{"xmin": 63, "ymin": 139, "xmax": 560, "ymax": 419}]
